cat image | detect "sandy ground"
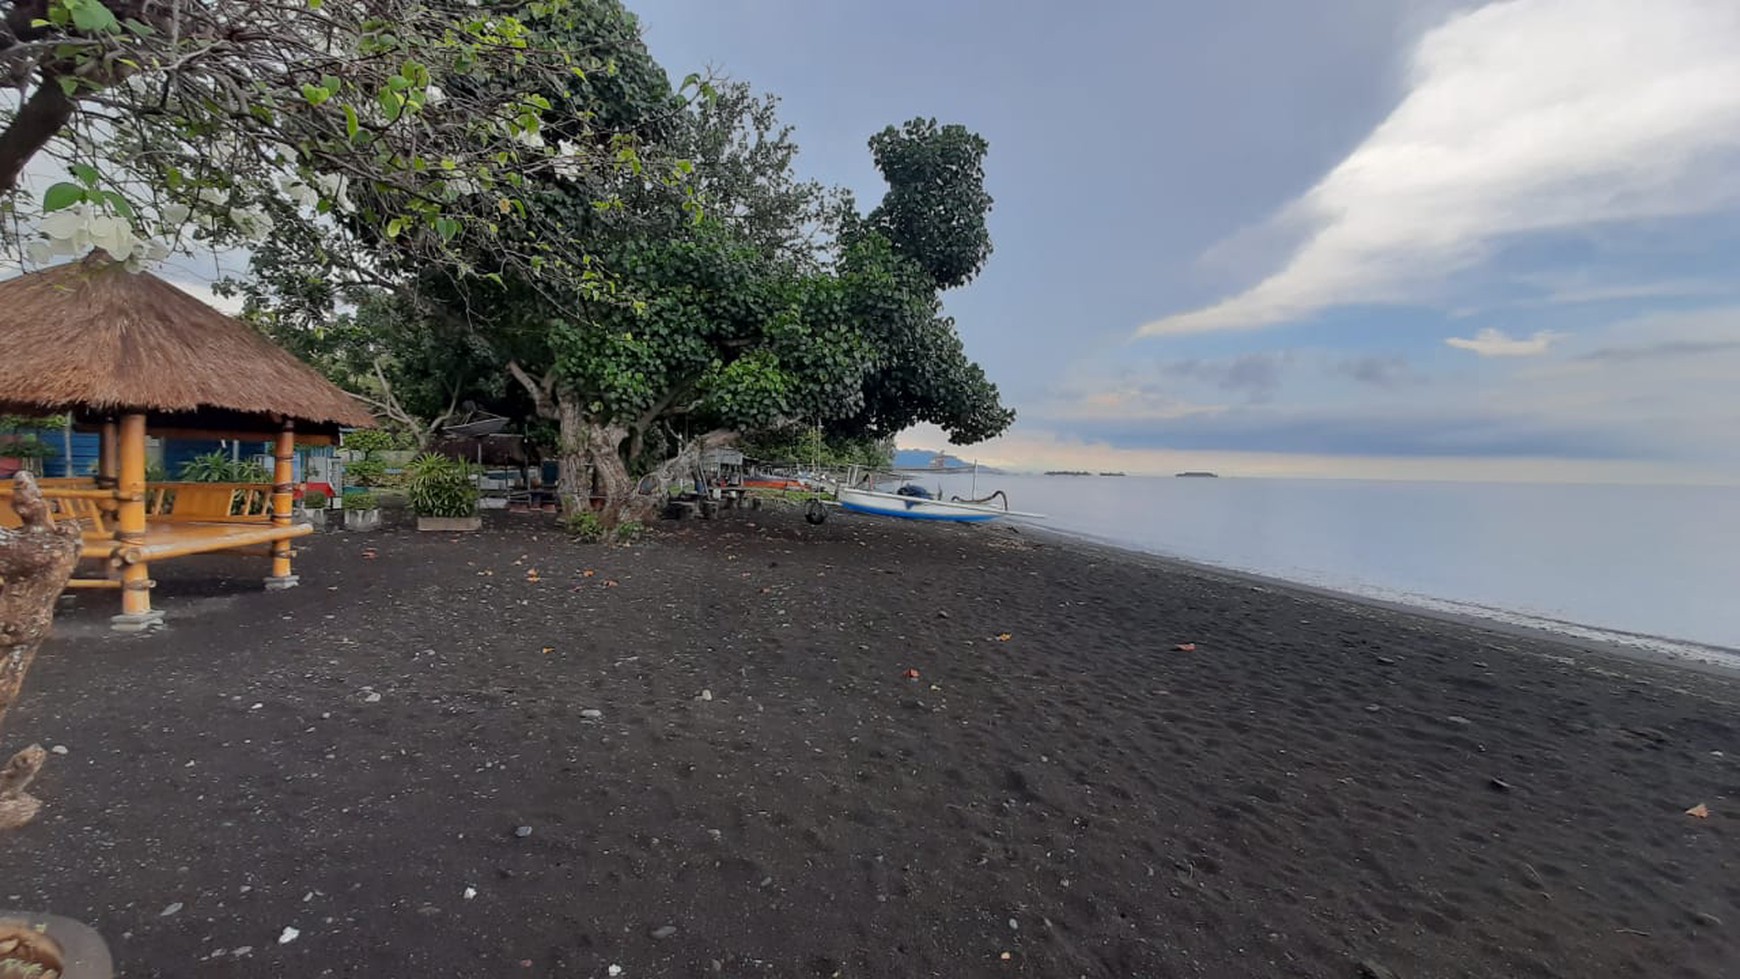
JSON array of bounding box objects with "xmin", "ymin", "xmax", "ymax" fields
[{"xmin": 4, "ymin": 507, "xmax": 1737, "ymax": 978}]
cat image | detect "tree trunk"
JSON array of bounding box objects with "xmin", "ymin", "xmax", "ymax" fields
[
  {"xmin": 554, "ymin": 393, "xmax": 591, "ymax": 516},
  {"xmin": 0, "ymin": 472, "xmax": 81, "ymax": 829},
  {"xmin": 583, "ymin": 421, "xmax": 635, "ymax": 528}
]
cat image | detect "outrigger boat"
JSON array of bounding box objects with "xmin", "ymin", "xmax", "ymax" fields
[{"xmin": 807, "ymin": 466, "xmax": 1044, "ymax": 524}]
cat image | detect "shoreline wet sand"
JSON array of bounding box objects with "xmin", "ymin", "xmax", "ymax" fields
[{"xmin": 7, "ymin": 508, "xmax": 1737, "ymax": 977}]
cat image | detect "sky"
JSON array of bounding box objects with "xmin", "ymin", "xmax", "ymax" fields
[{"xmin": 624, "ymin": 0, "xmax": 1740, "ymax": 483}]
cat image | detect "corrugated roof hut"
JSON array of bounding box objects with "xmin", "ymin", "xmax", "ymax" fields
[{"xmin": 0, "ymin": 252, "xmax": 375, "ymax": 629}]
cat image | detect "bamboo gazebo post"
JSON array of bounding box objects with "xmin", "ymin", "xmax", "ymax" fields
[
  {"xmin": 110, "ymin": 412, "xmax": 160, "ymax": 632},
  {"xmin": 266, "ymin": 419, "xmax": 299, "ymax": 590},
  {"xmin": 95, "ymin": 416, "xmax": 119, "ymax": 523}
]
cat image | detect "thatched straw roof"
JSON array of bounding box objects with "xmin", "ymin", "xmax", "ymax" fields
[{"xmin": 0, "ymin": 252, "xmax": 374, "ymax": 433}]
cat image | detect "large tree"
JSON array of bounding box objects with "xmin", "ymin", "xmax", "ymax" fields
[{"xmin": 1, "ymin": 0, "xmax": 688, "ymax": 299}]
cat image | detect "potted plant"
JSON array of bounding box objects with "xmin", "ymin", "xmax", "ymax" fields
[
  {"xmin": 342, "ymin": 491, "xmax": 382, "ymax": 532},
  {"xmin": 406, "ymin": 454, "xmax": 481, "ymax": 531},
  {"xmin": 300, "ymin": 489, "xmax": 330, "ymax": 530}
]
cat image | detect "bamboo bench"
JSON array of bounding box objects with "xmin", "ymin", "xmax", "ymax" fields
[{"xmin": 0, "ymin": 481, "xmax": 311, "ymax": 588}]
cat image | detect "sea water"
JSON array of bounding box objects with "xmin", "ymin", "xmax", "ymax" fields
[{"xmin": 915, "ymin": 473, "xmax": 1740, "ymax": 667}]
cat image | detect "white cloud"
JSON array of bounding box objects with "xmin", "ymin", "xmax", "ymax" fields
[
  {"xmin": 1444, "ymin": 327, "xmax": 1563, "ymax": 357},
  {"xmin": 1139, "ymin": 0, "xmax": 1740, "ymax": 337},
  {"xmin": 165, "ymin": 278, "xmax": 246, "ymax": 315}
]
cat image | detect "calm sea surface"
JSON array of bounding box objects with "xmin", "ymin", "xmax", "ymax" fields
[{"xmin": 912, "ymin": 473, "xmax": 1740, "ymax": 665}]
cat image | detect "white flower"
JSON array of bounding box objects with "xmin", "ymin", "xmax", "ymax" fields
[
  {"xmin": 198, "ymin": 186, "xmax": 229, "ymax": 205},
  {"xmin": 280, "ymin": 177, "xmax": 320, "ymax": 210},
  {"xmin": 25, "ymin": 239, "xmax": 52, "ymax": 264},
  {"xmin": 162, "ymin": 202, "xmax": 191, "ymax": 225},
  {"xmin": 314, "ymin": 172, "xmax": 356, "ymax": 214},
  {"xmin": 39, "ymin": 207, "xmax": 85, "ymax": 242},
  {"xmin": 512, "ymin": 127, "xmax": 544, "ymax": 149},
  {"xmin": 228, "ymin": 205, "xmax": 275, "ymax": 242}
]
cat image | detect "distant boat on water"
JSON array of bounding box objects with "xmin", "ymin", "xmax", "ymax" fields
[
  {"xmin": 1044, "ymin": 470, "xmax": 1092, "ymax": 476},
  {"xmin": 1099, "ymin": 472, "xmax": 1126, "ymax": 477},
  {"xmin": 1176, "ymin": 471, "xmax": 1219, "ymax": 478}
]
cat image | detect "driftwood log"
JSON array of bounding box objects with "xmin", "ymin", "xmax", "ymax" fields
[{"xmin": 0, "ymin": 472, "xmax": 81, "ymax": 830}]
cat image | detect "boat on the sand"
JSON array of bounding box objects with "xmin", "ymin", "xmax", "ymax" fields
[{"xmin": 814, "ymin": 467, "xmax": 1044, "ymax": 524}]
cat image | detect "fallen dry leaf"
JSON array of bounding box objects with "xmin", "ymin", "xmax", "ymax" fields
[
  {"xmin": 994, "ymin": 633, "xmax": 1013, "ymax": 642},
  {"xmin": 1174, "ymin": 643, "xmax": 1197, "ymax": 652},
  {"xmin": 581, "ymin": 569, "xmax": 596, "ymax": 578},
  {"xmin": 904, "ymin": 668, "xmax": 921, "ymax": 680},
  {"xmin": 1687, "ymin": 803, "xmax": 1711, "ymax": 819},
  {"xmin": 603, "ymin": 579, "xmax": 619, "ymax": 588},
  {"xmin": 541, "ymin": 646, "xmax": 555, "ymax": 655}
]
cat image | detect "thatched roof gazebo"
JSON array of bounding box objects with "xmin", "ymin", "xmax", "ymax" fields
[{"xmin": 0, "ymin": 252, "xmax": 375, "ymax": 630}]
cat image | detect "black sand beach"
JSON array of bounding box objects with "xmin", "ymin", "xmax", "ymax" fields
[{"xmin": 5, "ymin": 508, "xmax": 1737, "ymax": 978}]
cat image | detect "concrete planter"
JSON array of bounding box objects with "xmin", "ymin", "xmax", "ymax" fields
[
  {"xmin": 301, "ymin": 508, "xmax": 329, "ymax": 531},
  {"xmin": 344, "ymin": 508, "xmax": 382, "ymax": 532},
  {"xmin": 0, "ymin": 911, "xmax": 113, "ymax": 978},
  {"xmin": 417, "ymin": 515, "xmax": 482, "ymax": 532}
]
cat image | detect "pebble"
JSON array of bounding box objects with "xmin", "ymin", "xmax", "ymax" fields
[
  {"xmin": 700, "ymin": 689, "xmax": 713, "ymax": 702},
  {"xmin": 364, "ymin": 692, "xmax": 382, "ymax": 703},
  {"xmin": 232, "ymin": 946, "xmax": 253, "ymax": 957},
  {"xmin": 1446, "ymin": 715, "xmax": 1472, "ymax": 726},
  {"xmin": 1357, "ymin": 960, "xmax": 1400, "ymax": 979},
  {"xmin": 463, "ymin": 887, "xmax": 477, "ymax": 900},
  {"xmin": 1489, "ymin": 777, "xmax": 1512, "ymax": 792},
  {"xmin": 159, "ymin": 902, "xmax": 183, "ymax": 917},
  {"xmin": 50, "ymin": 745, "xmax": 68, "ymax": 755},
  {"xmin": 1008, "ymin": 918, "xmax": 1019, "ymax": 930},
  {"xmin": 650, "ymin": 924, "xmax": 678, "ymax": 940},
  {"xmin": 515, "ymin": 826, "xmax": 534, "ymax": 838},
  {"xmin": 580, "ymin": 709, "xmax": 604, "ymax": 720},
  {"xmin": 608, "ymin": 965, "xmax": 624, "ymax": 976},
  {"xmin": 1713, "ymin": 751, "xmax": 1725, "ymax": 758},
  {"xmin": 278, "ymin": 926, "xmax": 300, "ymax": 945},
  {"xmin": 1694, "ymin": 911, "xmax": 1722, "ymax": 927},
  {"xmin": 1365, "ymin": 705, "xmax": 1381, "ymax": 713},
  {"xmin": 707, "ymin": 828, "xmax": 722, "ymax": 841}
]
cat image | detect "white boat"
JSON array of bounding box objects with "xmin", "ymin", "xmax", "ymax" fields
[{"xmin": 822, "ymin": 467, "xmax": 1044, "ymax": 524}]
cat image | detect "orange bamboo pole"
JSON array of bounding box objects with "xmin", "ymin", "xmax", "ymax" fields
[
  {"xmin": 265, "ymin": 420, "xmax": 299, "ymax": 589},
  {"xmin": 112, "ymin": 412, "xmax": 160, "ymax": 631},
  {"xmin": 98, "ymin": 419, "xmax": 118, "ymax": 484}
]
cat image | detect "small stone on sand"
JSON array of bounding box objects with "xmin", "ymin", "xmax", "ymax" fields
[{"xmin": 650, "ymin": 924, "xmax": 678, "ymax": 939}]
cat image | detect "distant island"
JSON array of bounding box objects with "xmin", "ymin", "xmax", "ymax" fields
[
  {"xmin": 1176, "ymin": 471, "xmax": 1219, "ymax": 478},
  {"xmin": 1099, "ymin": 472, "xmax": 1126, "ymax": 477},
  {"xmin": 893, "ymin": 448, "xmax": 999, "ymax": 472},
  {"xmin": 1044, "ymin": 470, "xmax": 1092, "ymax": 476}
]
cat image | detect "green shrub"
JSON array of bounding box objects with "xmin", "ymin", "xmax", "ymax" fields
[
  {"xmin": 344, "ymin": 491, "xmax": 379, "ymax": 511},
  {"xmin": 303, "ymin": 490, "xmax": 329, "ymax": 509},
  {"xmin": 179, "ymin": 450, "xmax": 269, "ymax": 483},
  {"xmin": 613, "ymin": 520, "xmax": 644, "ymax": 544},
  {"xmin": 343, "ymin": 429, "xmax": 414, "ymax": 456},
  {"xmin": 562, "ymin": 510, "xmax": 605, "ymax": 542},
  {"xmin": 404, "ymin": 453, "xmax": 478, "ymax": 518},
  {"xmin": 344, "ymin": 458, "xmax": 387, "ymax": 487}
]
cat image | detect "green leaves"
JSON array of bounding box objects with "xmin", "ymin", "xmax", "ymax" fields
[
  {"xmin": 41, "ymin": 182, "xmax": 84, "ymax": 212},
  {"xmin": 62, "ymin": 0, "xmax": 118, "ymax": 33}
]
